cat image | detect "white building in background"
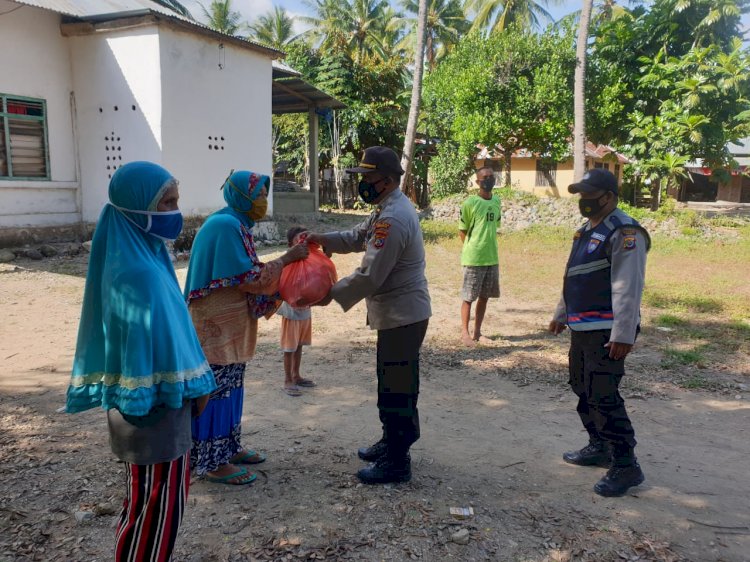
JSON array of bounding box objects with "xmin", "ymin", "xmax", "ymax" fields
[{"xmin": 0, "ymin": 0, "xmax": 283, "ymax": 243}]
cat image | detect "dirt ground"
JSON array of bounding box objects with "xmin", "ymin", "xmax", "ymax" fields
[{"xmin": 1, "ymin": 213, "xmax": 749, "ymax": 562}]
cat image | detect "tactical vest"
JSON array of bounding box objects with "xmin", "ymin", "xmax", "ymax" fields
[{"xmin": 563, "ymin": 209, "xmax": 650, "ymax": 332}]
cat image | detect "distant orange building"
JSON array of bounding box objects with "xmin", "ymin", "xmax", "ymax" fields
[{"xmin": 473, "ymin": 142, "xmax": 631, "ymax": 198}]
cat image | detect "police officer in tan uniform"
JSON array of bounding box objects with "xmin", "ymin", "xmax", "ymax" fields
[
  {"xmin": 549, "ymin": 168, "xmax": 649, "ymax": 497},
  {"xmin": 307, "ymin": 146, "xmax": 431, "ymax": 484}
]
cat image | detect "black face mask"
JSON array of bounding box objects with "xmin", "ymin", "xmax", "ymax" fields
[
  {"xmin": 579, "ymin": 194, "xmax": 609, "ymax": 218},
  {"xmin": 480, "ymin": 176, "xmax": 496, "ymax": 190},
  {"xmin": 358, "ymin": 178, "xmax": 385, "ymax": 204}
]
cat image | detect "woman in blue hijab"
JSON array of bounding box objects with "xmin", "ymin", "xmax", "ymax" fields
[
  {"xmin": 66, "ymin": 161, "xmax": 216, "ymax": 562},
  {"xmin": 185, "ymin": 170, "xmax": 307, "ymax": 485}
]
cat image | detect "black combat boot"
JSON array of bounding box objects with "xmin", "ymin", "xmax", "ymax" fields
[
  {"xmin": 562, "ymin": 441, "xmax": 611, "ymax": 467},
  {"xmin": 358, "ymin": 439, "xmax": 388, "ymax": 462},
  {"xmin": 357, "ymin": 453, "xmax": 411, "ymax": 484},
  {"xmin": 594, "ymin": 462, "xmax": 645, "ymax": 497}
]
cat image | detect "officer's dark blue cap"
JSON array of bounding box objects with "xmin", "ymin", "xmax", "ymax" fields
[
  {"xmin": 568, "ymin": 169, "xmax": 618, "ymax": 196},
  {"xmin": 345, "ymin": 146, "xmax": 405, "ymax": 176}
]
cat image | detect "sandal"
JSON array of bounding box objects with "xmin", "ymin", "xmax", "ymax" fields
[
  {"xmin": 283, "ymin": 385, "xmax": 303, "ymax": 396},
  {"xmin": 205, "ymin": 466, "xmax": 256, "ymax": 485},
  {"xmin": 231, "ymin": 450, "xmax": 266, "ymax": 464},
  {"xmin": 294, "ymin": 378, "xmax": 316, "ymax": 388}
]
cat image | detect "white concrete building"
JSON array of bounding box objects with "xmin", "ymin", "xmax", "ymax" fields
[{"xmin": 0, "ymin": 0, "xmax": 283, "ymax": 243}]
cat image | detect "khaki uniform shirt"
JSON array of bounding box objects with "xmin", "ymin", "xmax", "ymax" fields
[
  {"xmin": 321, "ymin": 189, "xmax": 432, "ymax": 331},
  {"xmin": 554, "ymin": 209, "xmax": 649, "ymax": 345}
]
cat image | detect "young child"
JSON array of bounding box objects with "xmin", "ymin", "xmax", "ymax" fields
[{"xmin": 280, "ymin": 226, "xmax": 316, "ymax": 396}]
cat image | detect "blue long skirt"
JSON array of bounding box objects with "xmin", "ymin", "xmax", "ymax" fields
[{"xmin": 191, "ymin": 362, "xmax": 245, "ymax": 475}]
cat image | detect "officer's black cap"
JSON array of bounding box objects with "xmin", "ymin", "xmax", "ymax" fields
[
  {"xmin": 345, "ymin": 146, "xmax": 405, "ymax": 176},
  {"xmin": 568, "ymin": 168, "xmax": 619, "ymax": 196}
]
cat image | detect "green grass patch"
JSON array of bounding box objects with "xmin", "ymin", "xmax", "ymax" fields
[
  {"xmin": 729, "ymin": 317, "xmax": 750, "ymax": 335},
  {"xmin": 654, "ymin": 314, "xmax": 686, "ymax": 327},
  {"xmin": 680, "ymin": 226, "xmax": 700, "ymax": 236},
  {"xmin": 663, "ymin": 345, "xmax": 709, "ymax": 368},
  {"xmin": 644, "ymin": 291, "xmax": 724, "ymax": 314},
  {"xmin": 421, "ymin": 219, "xmax": 458, "ymax": 245}
]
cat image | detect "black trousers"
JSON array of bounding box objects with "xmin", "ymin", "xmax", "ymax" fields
[
  {"xmin": 569, "ymin": 329, "xmax": 637, "ymax": 465},
  {"xmin": 376, "ymin": 319, "xmax": 429, "ymax": 458}
]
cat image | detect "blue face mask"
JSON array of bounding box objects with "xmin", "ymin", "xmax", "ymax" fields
[
  {"xmin": 358, "ymin": 178, "xmax": 387, "ymax": 204},
  {"xmin": 111, "ymin": 205, "xmax": 184, "ymax": 242}
]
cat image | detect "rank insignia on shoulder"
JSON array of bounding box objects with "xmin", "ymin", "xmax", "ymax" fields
[
  {"xmin": 623, "ymin": 236, "xmax": 636, "ymax": 250},
  {"xmin": 586, "ymin": 239, "xmax": 601, "ymax": 253},
  {"xmin": 374, "ymin": 221, "xmax": 391, "ymax": 231}
]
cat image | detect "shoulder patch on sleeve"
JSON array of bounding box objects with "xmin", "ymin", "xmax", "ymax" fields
[
  {"xmin": 574, "ymin": 231, "xmax": 582, "ymax": 240},
  {"xmin": 621, "ymin": 227, "xmax": 637, "ymax": 236},
  {"xmin": 622, "ymin": 236, "xmax": 637, "ymax": 250},
  {"xmin": 371, "ymin": 221, "xmax": 391, "ymax": 249}
]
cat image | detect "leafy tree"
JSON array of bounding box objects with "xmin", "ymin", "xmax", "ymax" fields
[
  {"xmin": 199, "ymin": 0, "xmax": 246, "ymax": 35},
  {"xmin": 424, "ymin": 27, "xmax": 576, "ymax": 186},
  {"xmin": 281, "ymin": 37, "xmax": 410, "ymax": 208},
  {"xmin": 250, "ymin": 7, "xmax": 298, "ymax": 49},
  {"xmin": 588, "ymin": 0, "xmax": 750, "ymax": 206}
]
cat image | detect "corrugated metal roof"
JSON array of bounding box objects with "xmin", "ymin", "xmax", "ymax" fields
[
  {"xmin": 272, "ymin": 78, "xmax": 346, "ymax": 114},
  {"xmin": 729, "ymin": 137, "xmax": 750, "ymax": 155},
  {"xmin": 12, "ymin": 0, "xmax": 283, "ymax": 57},
  {"xmin": 272, "ymin": 60, "xmax": 301, "ymax": 79},
  {"xmin": 12, "ymin": 0, "xmax": 184, "ymax": 18}
]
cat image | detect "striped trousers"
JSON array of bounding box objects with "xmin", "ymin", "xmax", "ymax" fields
[{"xmin": 115, "ymin": 452, "xmax": 189, "ymax": 562}]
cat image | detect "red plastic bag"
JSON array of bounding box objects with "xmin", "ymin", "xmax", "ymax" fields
[{"xmin": 279, "ymin": 242, "xmax": 338, "ymax": 307}]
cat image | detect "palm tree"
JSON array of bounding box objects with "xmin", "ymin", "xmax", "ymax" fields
[
  {"xmin": 396, "ymin": 0, "xmax": 469, "ymax": 71},
  {"xmin": 302, "ymin": 0, "xmax": 389, "ymax": 62},
  {"xmin": 342, "ymin": 0, "xmax": 390, "ymax": 63},
  {"xmin": 377, "ymin": 6, "xmax": 409, "ymax": 62},
  {"xmin": 153, "ymin": 0, "xmax": 193, "ymax": 18},
  {"xmin": 465, "ymin": 0, "xmax": 558, "ymax": 34},
  {"xmin": 250, "ymin": 7, "xmax": 298, "ymax": 49},
  {"xmin": 573, "ymin": 0, "xmax": 594, "ymax": 182},
  {"xmin": 199, "ymin": 0, "xmax": 246, "ymax": 36},
  {"xmin": 302, "ymin": 0, "xmax": 349, "ymax": 51},
  {"xmin": 401, "ymin": 0, "xmax": 429, "ymax": 199}
]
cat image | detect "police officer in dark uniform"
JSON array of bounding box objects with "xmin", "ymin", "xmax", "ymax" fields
[
  {"xmin": 549, "ymin": 168, "xmax": 649, "ymax": 497},
  {"xmin": 307, "ymin": 146, "xmax": 431, "ymax": 484}
]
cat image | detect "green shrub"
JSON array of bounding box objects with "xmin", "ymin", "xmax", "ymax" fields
[
  {"xmin": 430, "ymin": 143, "xmax": 473, "ymax": 199},
  {"xmin": 680, "ymin": 226, "xmax": 700, "ymax": 236}
]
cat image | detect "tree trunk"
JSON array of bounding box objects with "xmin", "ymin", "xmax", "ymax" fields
[
  {"xmin": 650, "ymin": 179, "xmax": 660, "ymax": 211},
  {"xmin": 400, "ymin": 0, "xmax": 428, "ymax": 201},
  {"xmin": 504, "ymin": 148, "xmax": 513, "ymax": 186},
  {"xmin": 326, "ymin": 111, "xmax": 346, "ymax": 209},
  {"xmin": 573, "ymin": 0, "xmax": 594, "ymax": 182}
]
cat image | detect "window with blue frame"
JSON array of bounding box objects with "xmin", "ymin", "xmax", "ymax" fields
[{"xmin": 0, "ymin": 94, "xmax": 50, "ymax": 179}]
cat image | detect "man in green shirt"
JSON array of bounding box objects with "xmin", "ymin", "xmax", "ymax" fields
[{"xmin": 459, "ymin": 166, "xmax": 502, "ymax": 346}]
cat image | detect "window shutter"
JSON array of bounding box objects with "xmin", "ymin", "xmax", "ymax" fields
[
  {"xmin": 535, "ymin": 160, "xmax": 557, "ymax": 187},
  {"xmin": 7, "ymin": 98, "xmax": 47, "ymax": 177},
  {"xmin": 0, "ymin": 117, "xmax": 7, "ymax": 176},
  {"xmin": 9, "ymin": 119, "xmax": 46, "ymax": 177}
]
